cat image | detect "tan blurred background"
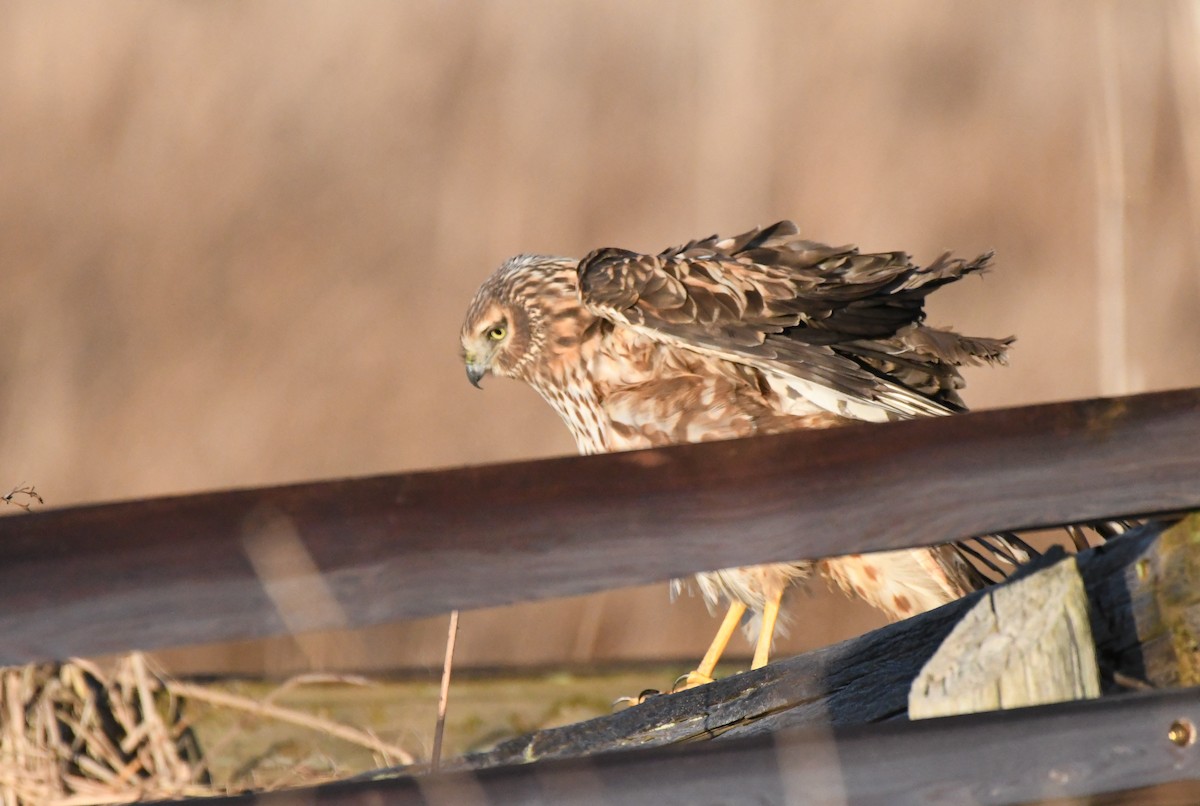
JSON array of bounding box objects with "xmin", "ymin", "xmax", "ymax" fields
[{"xmin": 1, "ymin": 1, "xmax": 1198, "ymax": 677}]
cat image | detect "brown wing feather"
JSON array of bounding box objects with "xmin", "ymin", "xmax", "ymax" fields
[{"xmin": 578, "ymin": 221, "xmax": 1011, "ymax": 419}]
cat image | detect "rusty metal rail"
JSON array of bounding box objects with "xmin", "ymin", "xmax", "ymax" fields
[{"xmin": 0, "ymin": 387, "xmax": 1197, "ymax": 664}]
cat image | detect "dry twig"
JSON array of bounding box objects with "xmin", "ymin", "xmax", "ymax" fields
[
  {"xmin": 431, "ymin": 610, "xmax": 460, "ymax": 772},
  {"xmin": 1, "ymin": 486, "xmax": 41, "ymax": 511},
  {"xmin": 164, "ymin": 680, "xmax": 414, "ymax": 767}
]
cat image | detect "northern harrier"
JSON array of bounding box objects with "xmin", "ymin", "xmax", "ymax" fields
[{"xmin": 460, "ymin": 221, "xmax": 1016, "ymax": 688}]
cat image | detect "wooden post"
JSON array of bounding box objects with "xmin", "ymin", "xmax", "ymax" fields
[
  {"xmin": 1125, "ymin": 512, "xmax": 1200, "ymax": 687},
  {"xmin": 909, "ymin": 557, "xmax": 1100, "ymax": 719}
]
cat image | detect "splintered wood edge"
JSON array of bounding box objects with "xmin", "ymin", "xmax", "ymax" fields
[{"xmin": 908, "ymin": 556, "xmax": 1100, "ymax": 719}]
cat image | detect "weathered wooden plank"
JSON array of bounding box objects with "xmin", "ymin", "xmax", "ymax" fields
[
  {"xmin": 0, "ymin": 388, "xmax": 1198, "ymax": 663},
  {"xmin": 183, "ymin": 686, "xmax": 1200, "ymax": 806},
  {"xmin": 446, "ymin": 522, "xmax": 1168, "ymax": 768},
  {"xmin": 1129, "ymin": 514, "xmax": 1200, "ymax": 688},
  {"xmin": 909, "ymin": 556, "xmax": 1101, "ymax": 718}
]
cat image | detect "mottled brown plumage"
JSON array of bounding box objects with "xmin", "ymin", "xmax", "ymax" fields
[{"xmin": 460, "ymin": 221, "xmax": 1014, "ymax": 683}]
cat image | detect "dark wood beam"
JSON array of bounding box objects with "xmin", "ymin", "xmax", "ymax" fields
[
  {"xmin": 183, "ymin": 686, "xmax": 1200, "ymax": 806},
  {"xmin": 440, "ymin": 519, "xmax": 1185, "ymax": 769},
  {"xmin": 0, "ymin": 388, "xmax": 1197, "ymax": 662}
]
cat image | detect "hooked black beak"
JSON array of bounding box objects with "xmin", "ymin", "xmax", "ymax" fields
[{"xmin": 466, "ymin": 363, "xmax": 486, "ymax": 389}]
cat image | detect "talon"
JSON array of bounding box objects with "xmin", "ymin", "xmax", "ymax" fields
[
  {"xmin": 672, "ymin": 671, "xmax": 714, "ymax": 692},
  {"xmin": 612, "ymin": 689, "xmax": 661, "ymax": 710}
]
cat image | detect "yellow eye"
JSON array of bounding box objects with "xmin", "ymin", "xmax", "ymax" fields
[{"xmin": 487, "ymin": 325, "xmax": 507, "ymax": 341}]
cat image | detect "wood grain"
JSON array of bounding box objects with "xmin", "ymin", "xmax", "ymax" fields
[
  {"xmin": 0, "ymin": 388, "xmax": 1197, "ymax": 663},
  {"xmin": 199, "ymin": 686, "xmax": 1200, "ymax": 805},
  {"xmin": 444, "ymin": 522, "xmax": 1167, "ymax": 769},
  {"xmin": 909, "ymin": 556, "xmax": 1101, "ymax": 718}
]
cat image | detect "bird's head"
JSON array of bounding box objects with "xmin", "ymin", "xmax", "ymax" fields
[
  {"xmin": 459, "ymin": 255, "xmax": 581, "ymax": 388},
  {"xmin": 460, "ymin": 296, "xmax": 535, "ymax": 388}
]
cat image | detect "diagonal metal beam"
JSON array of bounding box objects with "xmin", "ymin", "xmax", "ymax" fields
[{"xmin": 0, "ymin": 387, "xmax": 1197, "ymax": 663}]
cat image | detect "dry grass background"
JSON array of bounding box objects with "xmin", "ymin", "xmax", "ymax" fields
[{"xmin": 1, "ymin": 1, "xmax": 1198, "ymax": 677}]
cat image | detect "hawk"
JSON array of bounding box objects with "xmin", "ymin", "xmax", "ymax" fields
[{"xmin": 460, "ymin": 221, "xmax": 1016, "ymax": 688}]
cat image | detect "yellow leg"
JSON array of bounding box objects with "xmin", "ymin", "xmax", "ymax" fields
[
  {"xmin": 751, "ymin": 589, "xmax": 783, "ymax": 670},
  {"xmin": 675, "ymin": 600, "xmax": 747, "ymax": 691}
]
